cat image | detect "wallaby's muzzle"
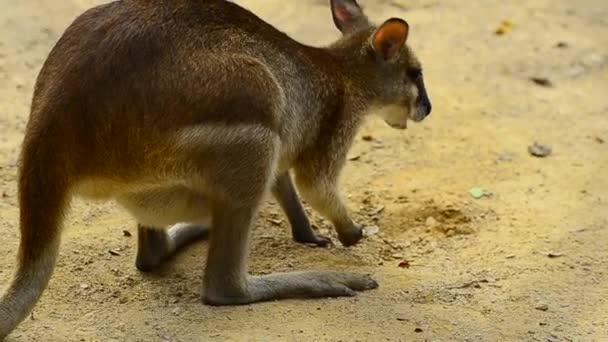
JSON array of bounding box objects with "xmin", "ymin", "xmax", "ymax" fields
[{"xmin": 413, "ymin": 77, "xmax": 432, "ymax": 121}]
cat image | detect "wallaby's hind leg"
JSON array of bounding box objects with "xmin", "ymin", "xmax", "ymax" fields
[
  {"xmin": 136, "ymin": 224, "xmax": 209, "ymax": 272},
  {"xmin": 272, "ymin": 173, "xmax": 332, "ymax": 247},
  {"xmin": 117, "ymin": 186, "xmax": 211, "ymax": 272},
  {"xmin": 201, "ymin": 137, "xmax": 377, "ymax": 305},
  {"xmin": 203, "ymin": 200, "xmax": 378, "ymax": 305}
]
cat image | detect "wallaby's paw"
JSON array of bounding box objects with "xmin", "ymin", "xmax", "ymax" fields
[
  {"xmin": 337, "ymin": 225, "xmax": 364, "ymax": 247},
  {"xmin": 298, "ymin": 234, "xmax": 333, "ymax": 248}
]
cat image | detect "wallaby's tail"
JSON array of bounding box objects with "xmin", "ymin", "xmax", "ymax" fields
[{"xmin": 0, "ymin": 133, "xmax": 69, "ymax": 339}]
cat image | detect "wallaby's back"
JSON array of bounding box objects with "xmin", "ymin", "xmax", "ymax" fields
[{"xmin": 33, "ymin": 0, "xmax": 331, "ymax": 181}]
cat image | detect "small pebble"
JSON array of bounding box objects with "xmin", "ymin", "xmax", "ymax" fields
[
  {"xmin": 425, "ymin": 216, "xmax": 437, "ymax": 227},
  {"xmin": 547, "ymin": 252, "xmax": 563, "ymax": 258},
  {"xmin": 530, "ymin": 77, "xmax": 554, "ymax": 87},
  {"xmin": 535, "ymin": 304, "xmax": 549, "ymax": 311},
  {"xmin": 363, "ymin": 225, "xmax": 380, "ymax": 237},
  {"xmin": 528, "ymin": 142, "xmax": 552, "ymax": 158}
]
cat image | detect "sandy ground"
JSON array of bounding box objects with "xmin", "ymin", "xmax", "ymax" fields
[{"xmin": 1, "ymin": 0, "xmax": 607, "ymax": 341}]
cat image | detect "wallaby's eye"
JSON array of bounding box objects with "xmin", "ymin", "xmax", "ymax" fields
[{"xmin": 407, "ymin": 68, "xmax": 422, "ymax": 80}]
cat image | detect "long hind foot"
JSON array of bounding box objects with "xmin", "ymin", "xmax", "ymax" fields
[
  {"xmin": 136, "ymin": 223, "xmax": 209, "ymax": 272},
  {"xmin": 204, "ymin": 271, "xmax": 379, "ymax": 305}
]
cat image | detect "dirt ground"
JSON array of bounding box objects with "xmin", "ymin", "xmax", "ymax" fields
[{"xmin": 1, "ymin": 0, "xmax": 607, "ymax": 341}]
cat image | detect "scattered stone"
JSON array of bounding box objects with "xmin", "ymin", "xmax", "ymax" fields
[
  {"xmin": 414, "ymin": 327, "xmax": 423, "ymax": 333},
  {"xmin": 495, "ymin": 20, "xmax": 514, "ymax": 35},
  {"xmin": 425, "ymin": 216, "xmax": 438, "ymax": 227},
  {"xmin": 362, "ymin": 135, "xmax": 374, "ymax": 141},
  {"xmin": 122, "ymin": 230, "xmax": 132, "ymax": 237},
  {"xmin": 348, "ymin": 153, "xmax": 362, "ymax": 161},
  {"xmin": 172, "ymin": 308, "xmax": 182, "ymax": 316},
  {"xmin": 535, "ymin": 303, "xmax": 549, "ymax": 311},
  {"xmin": 528, "ymin": 142, "xmax": 552, "ymax": 158},
  {"xmin": 469, "ymin": 187, "xmax": 489, "ymax": 199},
  {"xmin": 267, "ymin": 218, "xmax": 283, "ymax": 226},
  {"xmin": 556, "ymin": 41, "xmax": 569, "ymax": 49},
  {"xmin": 109, "ymin": 249, "xmax": 122, "ymax": 256},
  {"xmin": 398, "ymin": 260, "xmax": 411, "ymax": 269},
  {"xmin": 372, "ymin": 140, "xmax": 384, "ymax": 149},
  {"xmin": 547, "ymin": 252, "xmax": 563, "ymax": 258},
  {"xmin": 1, "ymin": 191, "xmax": 8, "ymax": 198},
  {"xmin": 80, "ymin": 283, "xmax": 90, "ymax": 290},
  {"xmin": 505, "ymin": 254, "xmax": 516, "ymax": 259},
  {"xmin": 497, "ymin": 152, "xmax": 513, "ymax": 162},
  {"xmin": 363, "ymin": 225, "xmax": 380, "ymax": 237},
  {"xmin": 396, "ymin": 316, "xmax": 408, "ymax": 322},
  {"xmin": 392, "ymin": 253, "xmax": 404, "ymax": 259},
  {"xmin": 370, "ymin": 205, "xmax": 385, "ymax": 216},
  {"xmin": 530, "ymin": 77, "xmax": 554, "ymax": 87},
  {"xmin": 595, "ymin": 136, "xmax": 605, "ymax": 144}
]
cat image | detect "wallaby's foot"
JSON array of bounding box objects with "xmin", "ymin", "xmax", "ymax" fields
[
  {"xmin": 136, "ymin": 223, "xmax": 209, "ymax": 272},
  {"xmin": 271, "ymin": 173, "xmax": 332, "ymax": 247},
  {"xmin": 203, "ymin": 271, "xmax": 378, "ymax": 305},
  {"xmin": 293, "ymin": 229, "xmax": 333, "ymax": 247},
  {"xmin": 337, "ymin": 223, "xmax": 364, "ymax": 247}
]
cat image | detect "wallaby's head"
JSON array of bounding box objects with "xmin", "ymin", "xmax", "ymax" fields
[{"xmin": 329, "ymin": 0, "xmax": 432, "ymax": 129}]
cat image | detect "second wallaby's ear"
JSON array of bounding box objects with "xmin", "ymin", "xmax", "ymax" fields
[
  {"xmin": 371, "ymin": 18, "xmax": 409, "ymax": 61},
  {"xmin": 330, "ymin": 0, "xmax": 367, "ymax": 34}
]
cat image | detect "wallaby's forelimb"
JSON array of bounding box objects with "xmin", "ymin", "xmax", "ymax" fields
[
  {"xmin": 294, "ymin": 169, "xmax": 363, "ymax": 247},
  {"xmin": 272, "ymin": 173, "xmax": 332, "ymax": 247},
  {"xmin": 136, "ymin": 224, "xmax": 209, "ymax": 272}
]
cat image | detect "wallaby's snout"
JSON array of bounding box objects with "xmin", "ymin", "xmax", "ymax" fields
[{"xmin": 414, "ymin": 73, "xmax": 432, "ymax": 121}]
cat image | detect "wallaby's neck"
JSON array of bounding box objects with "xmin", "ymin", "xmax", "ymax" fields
[
  {"xmin": 275, "ymin": 41, "xmax": 371, "ymax": 160},
  {"xmin": 294, "ymin": 42, "xmax": 371, "ymax": 120}
]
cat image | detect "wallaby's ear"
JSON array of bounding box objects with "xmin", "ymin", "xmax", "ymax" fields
[
  {"xmin": 371, "ymin": 18, "xmax": 409, "ymax": 61},
  {"xmin": 330, "ymin": 0, "xmax": 367, "ymax": 34}
]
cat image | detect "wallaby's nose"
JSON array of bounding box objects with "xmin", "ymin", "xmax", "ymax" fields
[
  {"xmin": 420, "ymin": 100, "xmax": 432, "ymax": 117},
  {"xmin": 416, "ymin": 80, "xmax": 431, "ymax": 117},
  {"xmin": 425, "ymin": 102, "xmax": 432, "ymax": 116}
]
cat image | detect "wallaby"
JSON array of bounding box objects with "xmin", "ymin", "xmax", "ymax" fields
[{"xmin": 0, "ymin": 0, "xmax": 431, "ymax": 338}]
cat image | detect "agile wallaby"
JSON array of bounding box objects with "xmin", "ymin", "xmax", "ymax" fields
[{"xmin": 0, "ymin": 0, "xmax": 431, "ymax": 337}]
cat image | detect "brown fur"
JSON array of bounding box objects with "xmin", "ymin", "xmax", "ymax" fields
[{"xmin": 0, "ymin": 0, "xmax": 431, "ymax": 338}]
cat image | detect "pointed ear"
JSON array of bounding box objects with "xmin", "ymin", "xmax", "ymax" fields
[
  {"xmin": 330, "ymin": 0, "xmax": 367, "ymax": 34},
  {"xmin": 371, "ymin": 18, "xmax": 409, "ymax": 61}
]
